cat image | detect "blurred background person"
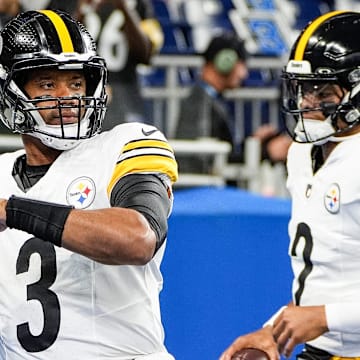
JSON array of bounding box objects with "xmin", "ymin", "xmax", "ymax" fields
[
  {"xmin": 174, "ymin": 31, "xmax": 248, "ymax": 174},
  {"xmin": 76, "ymin": 0, "xmax": 164, "ymax": 129},
  {"xmin": 252, "ymin": 83, "xmax": 292, "ymax": 166},
  {"xmin": 253, "ymin": 124, "xmax": 292, "ymax": 165},
  {"xmin": 16, "ymin": 0, "xmax": 163, "ymax": 131}
]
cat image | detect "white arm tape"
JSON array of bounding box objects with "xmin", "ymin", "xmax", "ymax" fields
[{"xmin": 262, "ymin": 306, "xmax": 287, "ymax": 328}]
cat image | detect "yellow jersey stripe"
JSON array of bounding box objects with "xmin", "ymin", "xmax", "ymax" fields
[
  {"xmin": 107, "ymin": 154, "xmax": 178, "ymax": 195},
  {"xmin": 294, "ymin": 10, "xmax": 348, "ymax": 60},
  {"xmin": 122, "ymin": 139, "xmax": 174, "ymax": 155},
  {"xmin": 38, "ymin": 10, "xmax": 74, "ymax": 52}
]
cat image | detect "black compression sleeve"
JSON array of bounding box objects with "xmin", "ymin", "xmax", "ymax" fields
[
  {"xmin": 110, "ymin": 174, "xmax": 171, "ymax": 253},
  {"xmin": 6, "ymin": 196, "xmax": 73, "ymax": 247}
]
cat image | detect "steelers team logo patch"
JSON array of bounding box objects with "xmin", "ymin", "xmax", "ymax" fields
[
  {"xmin": 66, "ymin": 177, "xmax": 96, "ymax": 209},
  {"xmin": 324, "ymin": 183, "xmax": 340, "ymax": 214}
]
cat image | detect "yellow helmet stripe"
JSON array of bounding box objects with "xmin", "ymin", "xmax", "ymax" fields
[
  {"xmin": 38, "ymin": 10, "xmax": 74, "ymax": 52},
  {"xmin": 294, "ymin": 10, "xmax": 349, "ymax": 60}
]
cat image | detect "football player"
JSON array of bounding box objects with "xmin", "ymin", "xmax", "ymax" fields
[
  {"xmin": 0, "ymin": 9, "xmax": 177, "ymax": 359},
  {"xmin": 220, "ymin": 10, "xmax": 360, "ymax": 360}
]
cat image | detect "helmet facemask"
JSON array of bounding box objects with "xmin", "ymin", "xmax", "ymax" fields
[
  {"xmin": 282, "ymin": 64, "xmax": 360, "ymax": 145},
  {"xmin": 0, "ymin": 59, "xmax": 108, "ymax": 150}
]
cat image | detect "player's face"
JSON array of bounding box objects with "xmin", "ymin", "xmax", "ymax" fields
[
  {"xmin": 298, "ymin": 81, "xmax": 344, "ymax": 120},
  {"xmin": 23, "ymin": 69, "xmax": 87, "ymax": 126}
]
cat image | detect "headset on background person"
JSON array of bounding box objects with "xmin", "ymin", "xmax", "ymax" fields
[{"xmin": 213, "ymin": 48, "xmax": 240, "ymax": 75}]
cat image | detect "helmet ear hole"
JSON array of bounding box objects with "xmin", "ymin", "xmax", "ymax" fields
[
  {"xmin": 350, "ymin": 87, "xmax": 360, "ymax": 107},
  {"xmin": 213, "ymin": 49, "xmax": 238, "ymax": 75},
  {"xmin": 344, "ymin": 108, "xmax": 360, "ymax": 123},
  {"xmin": 343, "ymin": 89, "xmax": 360, "ymax": 123}
]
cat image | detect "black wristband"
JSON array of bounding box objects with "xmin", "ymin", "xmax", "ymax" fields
[{"xmin": 6, "ymin": 195, "xmax": 73, "ymax": 247}]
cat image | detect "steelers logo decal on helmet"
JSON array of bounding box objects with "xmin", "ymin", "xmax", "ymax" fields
[
  {"xmin": 67, "ymin": 177, "xmax": 96, "ymax": 209},
  {"xmin": 324, "ymin": 183, "xmax": 340, "ymax": 214}
]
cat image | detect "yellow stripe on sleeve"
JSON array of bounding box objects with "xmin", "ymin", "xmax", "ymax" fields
[
  {"xmin": 38, "ymin": 10, "xmax": 74, "ymax": 52},
  {"xmin": 106, "ymin": 138, "xmax": 178, "ymax": 195},
  {"xmin": 122, "ymin": 139, "xmax": 174, "ymax": 153}
]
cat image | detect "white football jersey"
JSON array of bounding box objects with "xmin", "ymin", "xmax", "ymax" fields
[
  {"xmin": 287, "ymin": 138, "xmax": 360, "ymax": 355},
  {"xmin": 0, "ymin": 123, "xmax": 178, "ymax": 359}
]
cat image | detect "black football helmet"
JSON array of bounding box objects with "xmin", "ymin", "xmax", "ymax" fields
[
  {"xmin": 0, "ymin": 9, "xmax": 108, "ymax": 150},
  {"xmin": 282, "ymin": 10, "xmax": 360, "ymax": 144}
]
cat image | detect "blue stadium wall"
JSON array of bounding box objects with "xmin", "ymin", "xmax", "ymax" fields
[{"xmin": 160, "ymin": 187, "xmax": 303, "ymax": 360}]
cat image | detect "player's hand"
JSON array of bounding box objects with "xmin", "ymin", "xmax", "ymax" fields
[
  {"xmin": 219, "ymin": 326, "xmax": 279, "ymax": 360},
  {"xmin": 273, "ymin": 305, "xmax": 328, "ymax": 358},
  {"xmin": 0, "ymin": 199, "xmax": 7, "ymax": 232}
]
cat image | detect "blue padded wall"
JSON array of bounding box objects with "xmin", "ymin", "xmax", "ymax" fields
[{"xmin": 160, "ymin": 187, "xmax": 303, "ymax": 359}]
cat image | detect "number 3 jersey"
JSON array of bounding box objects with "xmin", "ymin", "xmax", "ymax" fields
[
  {"xmin": 0, "ymin": 123, "xmax": 178, "ymax": 359},
  {"xmin": 286, "ymin": 138, "xmax": 360, "ymax": 356}
]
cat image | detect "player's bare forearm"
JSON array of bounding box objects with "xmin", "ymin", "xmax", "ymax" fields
[
  {"xmin": 62, "ymin": 207, "xmax": 157, "ymax": 265},
  {"xmin": 0, "ymin": 197, "xmax": 157, "ymax": 265}
]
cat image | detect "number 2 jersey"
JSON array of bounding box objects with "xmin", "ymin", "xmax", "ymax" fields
[
  {"xmin": 0, "ymin": 123, "xmax": 178, "ymax": 359},
  {"xmin": 286, "ymin": 137, "xmax": 360, "ymax": 356}
]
